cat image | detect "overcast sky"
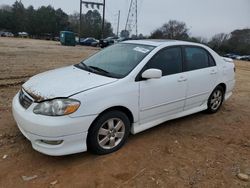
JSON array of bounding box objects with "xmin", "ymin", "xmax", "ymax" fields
[{"xmin": 1, "ymin": 0, "xmax": 250, "ymax": 38}]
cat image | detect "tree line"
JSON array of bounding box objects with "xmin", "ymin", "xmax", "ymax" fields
[
  {"xmin": 0, "ymin": 1, "xmax": 249, "ymax": 54},
  {"xmin": 0, "ymin": 1, "xmax": 113, "ymax": 38},
  {"xmin": 150, "ymin": 20, "xmax": 250, "ymax": 55}
]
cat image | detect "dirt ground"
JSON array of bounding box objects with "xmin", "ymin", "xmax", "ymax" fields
[{"xmin": 0, "ymin": 37, "xmax": 250, "ymax": 188}]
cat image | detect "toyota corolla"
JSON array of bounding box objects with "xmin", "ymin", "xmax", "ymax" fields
[{"xmin": 12, "ymin": 40, "xmax": 235, "ymax": 156}]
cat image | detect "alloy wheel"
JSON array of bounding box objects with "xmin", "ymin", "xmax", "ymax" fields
[
  {"xmin": 210, "ymin": 90, "xmax": 223, "ymax": 111},
  {"xmin": 97, "ymin": 118, "xmax": 125, "ymax": 149}
]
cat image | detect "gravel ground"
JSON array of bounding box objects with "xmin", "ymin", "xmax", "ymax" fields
[{"xmin": 0, "ymin": 37, "xmax": 250, "ymax": 188}]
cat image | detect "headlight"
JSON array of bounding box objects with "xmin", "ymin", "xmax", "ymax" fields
[{"xmin": 33, "ymin": 98, "xmax": 80, "ymax": 116}]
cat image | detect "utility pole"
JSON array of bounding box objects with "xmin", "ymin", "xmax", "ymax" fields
[
  {"xmin": 79, "ymin": 0, "xmax": 82, "ymax": 43},
  {"xmin": 102, "ymin": 0, "xmax": 106, "ymax": 39},
  {"xmin": 135, "ymin": 0, "xmax": 138, "ymax": 37},
  {"xmin": 117, "ymin": 10, "xmax": 120, "ymax": 37},
  {"xmin": 79, "ymin": 0, "xmax": 106, "ymax": 41}
]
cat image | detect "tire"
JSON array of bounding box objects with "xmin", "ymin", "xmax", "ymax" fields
[
  {"xmin": 87, "ymin": 110, "xmax": 130, "ymax": 155},
  {"xmin": 206, "ymin": 86, "xmax": 225, "ymax": 114}
]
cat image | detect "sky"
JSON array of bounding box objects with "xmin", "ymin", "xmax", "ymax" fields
[{"xmin": 1, "ymin": 0, "xmax": 250, "ymax": 39}]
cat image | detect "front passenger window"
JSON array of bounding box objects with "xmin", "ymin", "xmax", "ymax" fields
[{"xmin": 145, "ymin": 47, "xmax": 182, "ymax": 76}]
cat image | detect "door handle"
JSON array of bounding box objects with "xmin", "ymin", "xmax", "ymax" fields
[
  {"xmin": 210, "ymin": 69, "xmax": 217, "ymax": 75},
  {"xmin": 178, "ymin": 76, "xmax": 187, "ymax": 82}
]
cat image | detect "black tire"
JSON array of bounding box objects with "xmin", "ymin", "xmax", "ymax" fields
[
  {"xmin": 206, "ymin": 86, "xmax": 225, "ymax": 114},
  {"xmin": 87, "ymin": 110, "xmax": 130, "ymax": 155}
]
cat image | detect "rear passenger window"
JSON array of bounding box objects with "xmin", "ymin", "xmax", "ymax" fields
[
  {"xmin": 184, "ymin": 47, "xmax": 209, "ymax": 71},
  {"xmin": 146, "ymin": 47, "xmax": 182, "ymax": 76}
]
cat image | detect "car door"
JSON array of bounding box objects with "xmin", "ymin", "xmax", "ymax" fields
[
  {"xmin": 183, "ymin": 46, "xmax": 219, "ymax": 111},
  {"xmin": 138, "ymin": 47, "xmax": 188, "ymax": 124}
]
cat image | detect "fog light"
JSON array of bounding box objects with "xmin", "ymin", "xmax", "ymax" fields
[{"xmin": 40, "ymin": 140, "xmax": 63, "ymax": 145}]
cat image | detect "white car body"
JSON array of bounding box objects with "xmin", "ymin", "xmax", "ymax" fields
[{"xmin": 12, "ymin": 40, "xmax": 235, "ymax": 156}]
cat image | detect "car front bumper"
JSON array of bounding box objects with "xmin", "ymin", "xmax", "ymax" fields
[{"xmin": 12, "ymin": 93, "xmax": 97, "ymax": 156}]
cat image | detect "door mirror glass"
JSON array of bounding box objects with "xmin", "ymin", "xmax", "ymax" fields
[{"xmin": 141, "ymin": 69, "xmax": 162, "ymax": 79}]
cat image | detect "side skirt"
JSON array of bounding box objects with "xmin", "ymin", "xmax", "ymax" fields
[{"xmin": 131, "ymin": 103, "xmax": 208, "ymax": 134}]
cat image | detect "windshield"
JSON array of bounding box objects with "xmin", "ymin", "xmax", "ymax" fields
[{"xmin": 76, "ymin": 43, "xmax": 155, "ymax": 78}]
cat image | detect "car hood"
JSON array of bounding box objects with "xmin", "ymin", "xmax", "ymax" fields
[{"xmin": 22, "ymin": 65, "xmax": 118, "ymax": 101}]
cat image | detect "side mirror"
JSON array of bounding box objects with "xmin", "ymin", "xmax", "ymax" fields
[{"xmin": 141, "ymin": 69, "xmax": 162, "ymax": 79}]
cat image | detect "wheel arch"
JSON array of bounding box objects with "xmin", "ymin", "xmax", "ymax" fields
[
  {"xmin": 208, "ymin": 83, "xmax": 227, "ymax": 103},
  {"xmin": 99, "ymin": 106, "xmax": 134, "ymax": 124},
  {"xmin": 217, "ymin": 83, "xmax": 226, "ymax": 94},
  {"xmin": 88, "ymin": 106, "xmax": 134, "ymax": 132}
]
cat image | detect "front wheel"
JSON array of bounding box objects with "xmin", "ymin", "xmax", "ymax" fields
[
  {"xmin": 87, "ymin": 110, "xmax": 130, "ymax": 155},
  {"xmin": 207, "ymin": 86, "xmax": 224, "ymax": 113}
]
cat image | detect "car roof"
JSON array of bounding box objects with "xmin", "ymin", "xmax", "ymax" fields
[{"xmin": 123, "ymin": 39, "xmax": 203, "ymax": 47}]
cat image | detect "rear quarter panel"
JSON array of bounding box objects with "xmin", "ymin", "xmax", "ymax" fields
[
  {"xmin": 218, "ymin": 57, "xmax": 235, "ymax": 94},
  {"xmin": 204, "ymin": 47, "xmax": 235, "ymax": 94}
]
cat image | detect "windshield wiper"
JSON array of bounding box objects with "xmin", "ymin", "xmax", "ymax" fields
[
  {"xmin": 77, "ymin": 62, "xmax": 93, "ymax": 72},
  {"xmin": 89, "ymin": 66, "xmax": 109, "ymax": 74},
  {"xmin": 76, "ymin": 63, "xmax": 119, "ymax": 78},
  {"xmin": 89, "ymin": 66, "xmax": 120, "ymax": 78}
]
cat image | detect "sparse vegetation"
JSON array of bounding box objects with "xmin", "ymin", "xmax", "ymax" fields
[{"xmin": 149, "ymin": 20, "xmax": 250, "ymax": 55}]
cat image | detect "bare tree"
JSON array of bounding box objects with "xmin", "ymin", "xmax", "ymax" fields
[
  {"xmin": 151, "ymin": 20, "xmax": 189, "ymax": 40},
  {"xmin": 209, "ymin": 33, "xmax": 230, "ymax": 49}
]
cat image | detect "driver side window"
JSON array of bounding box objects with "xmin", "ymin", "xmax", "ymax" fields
[{"xmin": 145, "ymin": 47, "xmax": 183, "ymax": 76}]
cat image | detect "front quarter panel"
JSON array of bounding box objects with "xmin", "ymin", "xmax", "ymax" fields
[{"xmin": 69, "ymin": 79, "xmax": 139, "ymax": 123}]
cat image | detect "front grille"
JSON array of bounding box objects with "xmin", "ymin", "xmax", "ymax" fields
[{"xmin": 19, "ymin": 89, "xmax": 33, "ymax": 109}]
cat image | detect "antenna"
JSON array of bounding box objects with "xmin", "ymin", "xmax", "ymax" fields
[{"xmin": 125, "ymin": 0, "xmax": 138, "ymax": 37}]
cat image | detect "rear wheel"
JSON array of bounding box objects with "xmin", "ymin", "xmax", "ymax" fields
[
  {"xmin": 87, "ymin": 110, "xmax": 130, "ymax": 155},
  {"xmin": 207, "ymin": 86, "xmax": 224, "ymax": 113}
]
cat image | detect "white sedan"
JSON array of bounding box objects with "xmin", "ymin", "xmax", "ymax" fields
[{"xmin": 12, "ymin": 40, "xmax": 235, "ymax": 156}]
